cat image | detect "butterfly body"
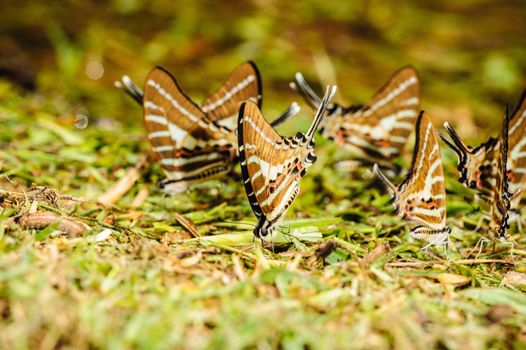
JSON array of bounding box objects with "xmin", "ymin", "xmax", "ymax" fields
[
  {"xmin": 238, "ymin": 87, "xmax": 336, "ymax": 239},
  {"xmin": 374, "ymin": 111, "xmax": 450, "ymax": 245}
]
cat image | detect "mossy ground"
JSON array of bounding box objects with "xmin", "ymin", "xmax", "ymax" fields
[{"xmin": 1, "ymin": 1, "xmax": 526, "ymax": 349}]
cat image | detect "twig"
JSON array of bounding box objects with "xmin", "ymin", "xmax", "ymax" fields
[
  {"xmin": 174, "ymin": 213, "xmax": 201, "ymax": 238},
  {"xmin": 97, "ymin": 154, "xmax": 149, "ymax": 206},
  {"xmin": 0, "ymin": 188, "xmax": 91, "ymax": 204},
  {"xmin": 384, "ymin": 258, "xmax": 515, "ymax": 268}
]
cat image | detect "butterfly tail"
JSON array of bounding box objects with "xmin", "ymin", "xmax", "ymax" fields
[
  {"xmin": 269, "ymin": 102, "xmax": 301, "ymax": 127},
  {"xmin": 440, "ymin": 122, "xmax": 470, "ymax": 158},
  {"xmin": 115, "ymin": 76, "xmax": 144, "ymax": 105},
  {"xmin": 373, "ymin": 164, "xmax": 400, "ymax": 199},
  {"xmin": 290, "ymin": 72, "xmax": 323, "ymax": 110}
]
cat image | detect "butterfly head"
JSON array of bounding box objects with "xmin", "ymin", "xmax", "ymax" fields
[{"xmin": 254, "ymin": 216, "xmax": 274, "ymax": 238}]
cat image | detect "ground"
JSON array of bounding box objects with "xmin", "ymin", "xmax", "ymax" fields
[{"xmin": 1, "ymin": 1, "xmax": 526, "ymax": 349}]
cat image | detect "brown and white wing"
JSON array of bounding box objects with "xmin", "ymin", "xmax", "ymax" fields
[
  {"xmin": 490, "ymin": 112, "xmax": 512, "ymax": 240},
  {"xmin": 374, "ymin": 112, "xmax": 447, "ymax": 231},
  {"xmin": 339, "ymin": 66, "xmax": 420, "ymax": 160},
  {"xmin": 201, "ymin": 61, "xmax": 262, "ymax": 130},
  {"xmin": 238, "ymin": 100, "xmax": 300, "ymax": 221},
  {"xmin": 507, "ymin": 89, "xmax": 526, "ymax": 196},
  {"xmin": 438, "ymin": 122, "xmax": 499, "ymax": 193},
  {"xmin": 143, "ymin": 67, "xmax": 234, "ymax": 182}
]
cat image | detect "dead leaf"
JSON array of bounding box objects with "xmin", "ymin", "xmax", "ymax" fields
[
  {"xmin": 97, "ymin": 154, "xmax": 148, "ymax": 206},
  {"xmin": 434, "ymin": 273, "xmax": 471, "ymax": 287},
  {"xmin": 19, "ymin": 211, "xmax": 87, "ymax": 237},
  {"xmin": 501, "ymin": 271, "xmax": 526, "ymax": 287}
]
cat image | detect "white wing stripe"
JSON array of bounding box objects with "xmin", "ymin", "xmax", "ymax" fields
[
  {"xmin": 149, "ymin": 131, "xmax": 171, "ymax": 139},
  {"xmin": 202, "ymin": 75, "xmax": 256, "ymax": 112},
  {"xmin": 412, "ymin": 207, "xmax": 444, "ymax": 217},
  {"xmin": 154, "ymin": 145, "xmax": 174, "ymax": 152},
  {"xmin": 147, "ymin": 79, "xmax": 202, "ymax": 124},
  {"xmin": 161, "ymin": 153, "xmax": 222, "ymax": 166},
  {"xmin": 401, "ymin": 97, "xmax": 419, "ymax": 106},
  {"xmin": 364, "ymin": 76, "xmax": 418, "ymax": 117},
  {"xmin": 244, "ymin": 116, "xmax": 278, "ymax": 146},
  {"xmin": 511, "ymin": 137, "xmax": 526, "ymax": 161},
  {"xmin": 509, "ymin": 110, "xmax": 526, "ymax": 136},
  {"xmin": 145, "ymin": 115, "xmax": 168, "ymax": 125},
  {"xmin": 144, "ymin": 101, "xmax": 164, "ymax": 113}
]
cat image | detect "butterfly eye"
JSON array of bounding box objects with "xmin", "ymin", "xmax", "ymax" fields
[{"xmin": 254, "ymin": 227, "xmax": 267, "ymax": 238}]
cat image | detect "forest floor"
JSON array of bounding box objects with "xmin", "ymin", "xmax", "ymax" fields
[{"xmin": 0, "ymin": 79, "xmax": 525, "ymax": 350}]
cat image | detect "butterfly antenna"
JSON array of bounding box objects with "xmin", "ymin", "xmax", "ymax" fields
[
  {"xmin": 269, "ymin": 102, "xmax": 301, "ymax": 127},
  {"xmin": 373, "ymin": 164, "xmax": 399, "ymax": 198},
  {"xmin": 306, "ymin": 85, "xmax": 337, "ymax": 142},
  {"xmin": 115, "ymin": 75, "xmax": 143, "ymax": 105}
]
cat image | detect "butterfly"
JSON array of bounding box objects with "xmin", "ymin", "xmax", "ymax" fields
[
  {"xmin": 438, "ymin": 89, "xmax": 526, "ymax": 207},
  {"xmin": 115, "ymin": 62, "xmax": 299, "ymax": 193},
  {"xmin": 238, "ymin": 85, "xmax": 337, "ymax": 239},
  {"xmin": 489, "ymin": 110, "xmax": 513, "ymax": 242},
  {"xmin": 291, "ymin": 66, "xmax": 420, "ymax": 168},
  {"xmin": 373, "ymin": 111, "xmax": 450, "ymax": 245}
]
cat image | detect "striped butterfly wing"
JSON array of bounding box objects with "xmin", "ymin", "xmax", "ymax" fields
[
  {"xmin": 490, "ymin": 112, "xmax": 512, "ymax": 240},
  {"xmin": 238, "ymin": 87, "xmax": 336, "ymax": 238},
  {"xmin": 238, "ymin": 100, "xmax": 302, "ymax": 223},
  {"xmin": 440, "ymin": 90, "xmax": 526, "ymax": 205},
  {"xmin": 439, "ymin": 121, "xmax": 499, "ymax": 197},
  {"xmin": 321, "ymin": 66, "xmax": 420, "ymax": 161},
  {"xmin": 201, "ymin": 61, "xmax": 262, "ymax": 131},
  {"xmin": 374, "ymin": 111, "xmax": 449, "ymax": 243},
  {"xmin": 507, "ymin": 89, "xmax": 526, "ymax": 199},
  {"xmin": 143, "ymin": 67, "xmax": 235, "ymax": 186}
]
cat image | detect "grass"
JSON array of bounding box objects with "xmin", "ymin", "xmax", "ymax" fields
[
  {"xmin": 1, "ymin": 1, "xmax": 526, "ymax": 347},
  {"xmin": 0, "ymin": 77, "xmax": 525, "ymax": 350}
]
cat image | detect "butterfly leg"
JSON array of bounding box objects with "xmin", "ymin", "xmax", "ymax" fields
[
  {"xmin": 499, "ymin": 238, "xmax": 516, "ymax": 267},
  {"xmin": 468, "ymin": 236, "xmax": 490, "ymax": 259},
  {"xmin": 473, "ymin": 214, "xmax": 490, "ymax": 233},
  {"xmin": 421, "ymin": 241, "xmax": 433, "ymax": 254},
  {"xmin": 278, "ymin": 224, "xmax": 292, "ymax": 236}
]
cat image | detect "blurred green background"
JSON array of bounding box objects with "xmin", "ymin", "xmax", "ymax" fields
[{"xmin": 1, "ymin": 0, "xmax": 525, "ymax": 139}]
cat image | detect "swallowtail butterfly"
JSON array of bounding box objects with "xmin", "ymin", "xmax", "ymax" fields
[
  {"xmin": 291, "ymin": 66, "xmax": 420, "ymax": 167},
  {"xmin": 373, "ymin": 111, "xmax": 450, "ymax": 245},
  {"xmin": 438, "ymin": 89, "xmax": 526, "ymax": 207},
  {"xmin": 489, "ymin": 110, "xmax": 512, "ymax": 241},
  {"xmin": 115, "ymin": 62, "xmax": 299, "ymax": 192},
  {"xmin": 238, "ymin": 86, "xmax": 337, "ymax": 239}
]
